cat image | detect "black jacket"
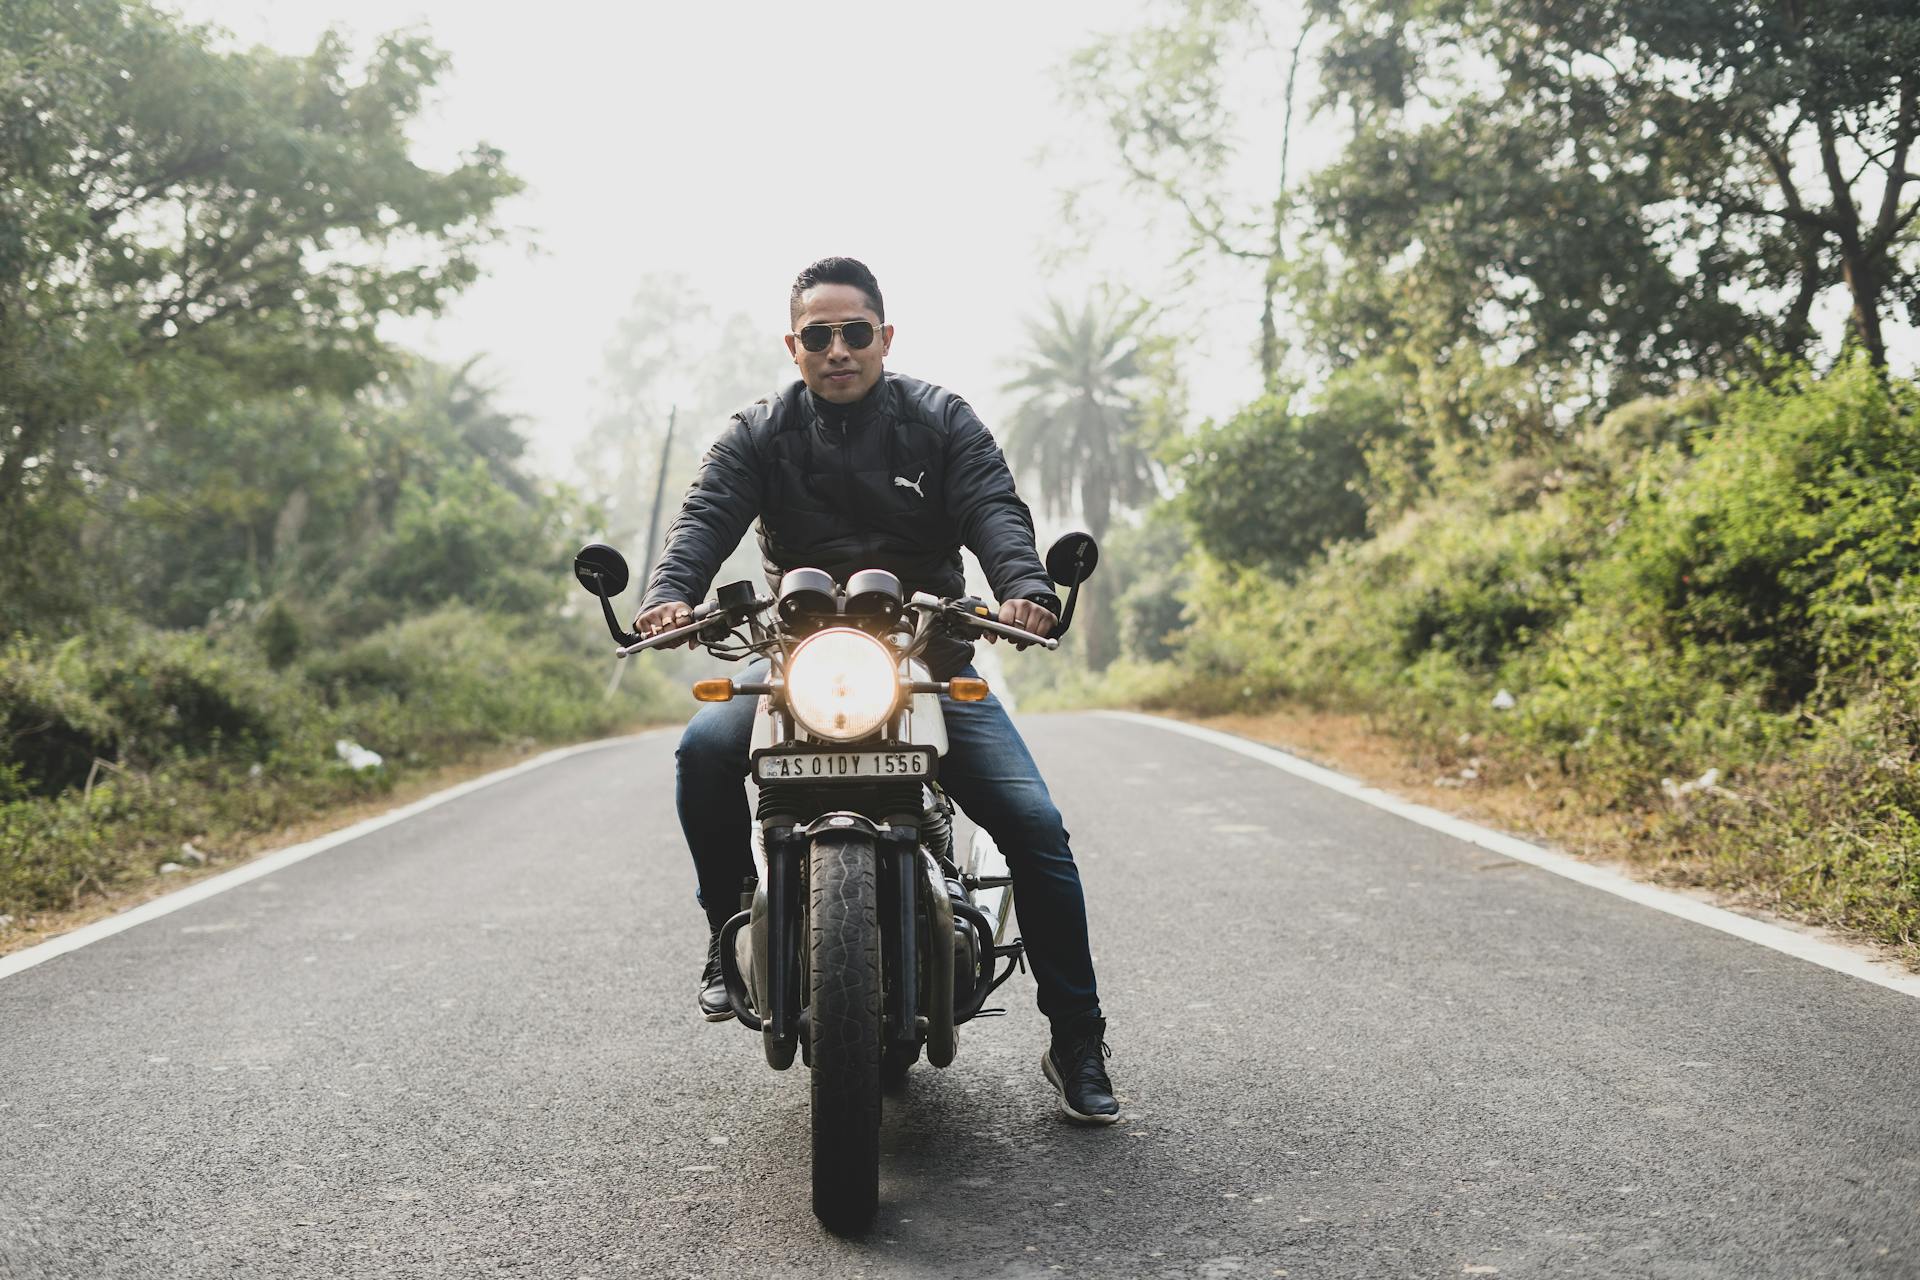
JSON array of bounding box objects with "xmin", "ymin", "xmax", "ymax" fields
[{"xmin": 642, "ymin": 373, "xmax": 1058, "ymax": 678}]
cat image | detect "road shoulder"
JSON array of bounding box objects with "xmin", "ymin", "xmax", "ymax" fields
[
  {"xmin": 0, "ymin": 732, "xmax": 663, "ymax": 962},
  {"xmin": 1127, "ymin": 703, "xmax": 1920, "ymax": 990}
]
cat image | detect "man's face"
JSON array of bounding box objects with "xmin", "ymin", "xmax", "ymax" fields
[{"xmin": 785, "ymin": 282, "xmax": 892, "ymax": 404}]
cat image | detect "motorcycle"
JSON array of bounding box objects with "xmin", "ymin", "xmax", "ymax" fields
[{"xmin": 571, "ymin": 533, "xmax": 1098, "ymax": 1232}]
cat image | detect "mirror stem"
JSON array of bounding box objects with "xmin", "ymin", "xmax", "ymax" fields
[
  {"xmin": 1054, "ymin": 582, "xmax": 1081, "ymax": 639},
  {"xmin": 592, "ymin": 577, "xmax": 641, "ymax": 646}
]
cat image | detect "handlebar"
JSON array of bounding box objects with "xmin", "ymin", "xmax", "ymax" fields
[
  {"xmin": 616, "ymin": 612, "xmax": 714, "ymax": 657},
  {"xmin": 907, "ymin": 592, "xmax": 1060, "ymax": 651},
  {"xmin": 954, "ymin": 612, "xmax": 1060, "ymax": 651},
  {"xmin": 616, "ymin": 597, "xmax": 765, "ymax": 658},
  {"xmin": 614, "ymin": 589, "xmax": 1059, "ymax": 658}
]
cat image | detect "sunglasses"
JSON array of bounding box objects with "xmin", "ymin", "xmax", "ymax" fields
[{"xmin": 793, "ymin": 319, "xmax": 882, "ymax": 353}]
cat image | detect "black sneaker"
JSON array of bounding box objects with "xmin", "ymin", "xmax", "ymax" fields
[
  {"xmin": 1042, "ymin": 1016, "xmax": 1120, "ymax": 1125},
  {"xmin": 698, "ymin": 928, "xmax": 734, "ymax": 1022}
]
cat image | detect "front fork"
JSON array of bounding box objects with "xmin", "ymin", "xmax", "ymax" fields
[
  {"xmin": 735, "ymin": 816, "xmax": 924, "ymax": 1071},
  {"xmin": 749, "ymin": 828, "xmax": 804, "ymax": 1070},
  {"xmin": 877, "ymin": 823, "xmax": 922, "ymax": 1066}
]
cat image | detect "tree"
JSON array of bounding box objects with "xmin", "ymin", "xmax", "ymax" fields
[
  {"xmin": 1176, "ymin": 378, "xmax": 1377, "ymax": 578},
  {"xmin": 1063, "ymin": 1, "xmax": 1318, "ymax": 390},
  {"xmin": 1068, "ymin": 0, "xmax": 1919, "ymax": 516},
  {"xmin": 1103, "ymin": 506, "xmax": 1195, "ymax": 663},
  {"xmin": 1297, "ymin": 104, "xmax": 1755, "ymax": 416},
  {"xmin": 0, "ymin": 0, "xmax": 521, "ymax": 632},
  {"xmin": 1003, "ymin": 295, "xmax": 1168, "ymax": 667},
  {"xmin": 359, "ymin": 457, "xmax": 564, "ymax": 622},
  {"xmin": 1308, "ymin": 0, "xmax": 1920, "ymax": 370},
  {"xmin": 102, "ymin": 361, "xmax": 559, "ymax": 632}
]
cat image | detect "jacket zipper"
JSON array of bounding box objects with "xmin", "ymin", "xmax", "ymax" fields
[{"xmin": 840, "ymin": 419, "xmax": 873, "ymax": 564}]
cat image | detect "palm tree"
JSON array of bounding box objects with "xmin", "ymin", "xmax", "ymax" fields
[{"xmin": 1002, "ymin": 294, "xmax": 1165, "ymax": 668}]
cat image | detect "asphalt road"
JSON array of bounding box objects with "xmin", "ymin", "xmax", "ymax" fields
[{"xmin": 3, "ymin": 712, "xmax": 1918, "ymax": 1279}]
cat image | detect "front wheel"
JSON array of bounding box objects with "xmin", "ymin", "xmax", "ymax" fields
[{"xmin": 807, "ymin": 833, "xmax": 882, "ymax": 1232}]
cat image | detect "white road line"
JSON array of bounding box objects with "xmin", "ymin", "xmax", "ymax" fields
[
  {"xmin": 1098, "ymin": 710, "xmax": 1920, "ymax": 1001},
  {"xmin": 0, "ymin": 733, "xmax": 662, "ymax": 984}
]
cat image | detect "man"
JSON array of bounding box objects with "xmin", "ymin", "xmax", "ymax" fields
[{"xmin": 632, "ymin": 257, "xmax": 1119, "ymax": 1125}]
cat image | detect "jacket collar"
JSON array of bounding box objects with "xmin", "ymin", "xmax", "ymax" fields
[{"xmin": 804, "ymin": 374, "xmax": 892, "ymax": 437}]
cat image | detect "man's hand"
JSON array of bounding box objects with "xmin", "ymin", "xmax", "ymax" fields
[
  {"xmin": 992, "ymin": 598, "xmax": 1057, "ymax": 644},
  {"xmin": 633, "ymin": 600, "xmax": 696, "ymax": 647}
]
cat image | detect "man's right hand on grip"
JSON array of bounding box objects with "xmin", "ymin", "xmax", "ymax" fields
[{"xmin": 634, "ymin": 600, "xmax": 697, "ymax": 647}]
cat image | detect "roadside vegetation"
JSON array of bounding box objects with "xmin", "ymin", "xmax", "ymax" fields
[
  {"xmin": 0, "ymin": 3, "xmax": 674, "ymax": 929},
  {"xmin": 1008, "ymin": 1, "xmax": 1920, "ymax": 962}
]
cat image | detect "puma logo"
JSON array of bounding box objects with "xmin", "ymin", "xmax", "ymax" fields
[{"xmin": 893, "ymin": 470, "xmax": 925, "ymax": 497}]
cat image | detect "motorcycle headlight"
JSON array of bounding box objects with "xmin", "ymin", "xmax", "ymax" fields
[{"xmin": 785, "ymin": 627, "xmax": 900, "ymax": 742}]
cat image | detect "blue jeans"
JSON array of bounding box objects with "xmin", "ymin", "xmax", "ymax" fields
[{"xmin": 674, "ymin": 662, "xmax": 1101, "ymax": 1030}]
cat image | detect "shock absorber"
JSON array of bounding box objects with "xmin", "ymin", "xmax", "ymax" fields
[{"xmin": 922, "ymin": 785, "xmax": 956, "ymax": 873}]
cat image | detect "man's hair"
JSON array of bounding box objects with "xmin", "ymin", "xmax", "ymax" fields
[{"xmin": 790, "ymin": 256, "xmax": 885, "ymax": 325}]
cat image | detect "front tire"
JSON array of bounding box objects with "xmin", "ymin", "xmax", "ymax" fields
[{"xmin": 807, "ymin": 833, "xmax": 882, "ymax": 1232}]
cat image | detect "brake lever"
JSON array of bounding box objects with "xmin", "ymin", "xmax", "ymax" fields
[
  {"xmin": 906, "ymin": 593, "xmax": 1059, "ymax": 651},
  {"xmin": 615, "ymin": 613, "xmax": 709, "ymax": 657},
  {"xmin": 967, "ymin": 613, "xmax": 1060, "ymax": 651}
]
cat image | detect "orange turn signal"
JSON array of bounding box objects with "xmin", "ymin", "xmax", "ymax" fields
[
  {"xmin": 691, "ymin": 679, "xmax": 734, "ymax": 702},
  {"xmin": 948, "ymin": 676, "xmax": 989, "ymax": 702}
]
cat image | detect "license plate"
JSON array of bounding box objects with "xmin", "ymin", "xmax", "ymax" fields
[{"xmin": 753, "ymin": 748, "xmax": 933, "ymax": 783}]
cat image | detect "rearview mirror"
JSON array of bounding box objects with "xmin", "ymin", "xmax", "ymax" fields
[
  {"xmin": 1045, "ymin": 532, "xmax": 1099, "ymax": 588},
  {"xmin": 573, "ymin": 543, "xmax": 630, "ymax": 598}
]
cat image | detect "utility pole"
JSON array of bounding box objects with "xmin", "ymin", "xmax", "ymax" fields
[
  {"xmin": 607, "ymin": 404, "xmax": 678, "ymax": 701},
  {"xmin": 638, "ymin": 404, "xmax": 678, "ymax": 599}
]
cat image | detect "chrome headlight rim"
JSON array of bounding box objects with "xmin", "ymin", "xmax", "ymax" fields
[{"xmin": 784, "ymin": 626, "xmax": 901, "ymax": 743}]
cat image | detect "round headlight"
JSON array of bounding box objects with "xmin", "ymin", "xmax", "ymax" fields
[{"xmin": 785, "ymin": 627, "xmax": 899, "ymax": 742}]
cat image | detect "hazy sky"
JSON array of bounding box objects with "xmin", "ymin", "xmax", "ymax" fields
[{"xmin": 169, "ymin": 1, "xmax": 1271, "ymax": 476}]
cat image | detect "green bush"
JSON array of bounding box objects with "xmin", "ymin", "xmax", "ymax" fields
[
  {"xmin": 1570, "ymin": 362, "xmax": 1920, "ymax": 708},
  {"xmin": 0, "ymin": 606, "xmax": 676, "ymax": 916},
  {"xmin": 361, "ymin": 461, "xmax": 567, "ymax": 617},
  {"xmin": 85, "ymin": 630, "xmax": 285, "ymax": 766},
  {"xmin": 0, "ymin": 639, "xmax": 120, "ymax": 795},
  {"xmin": 1662, "ymin": 679, "xmax": 1920, "ymax": 949},
  {"xmin": 306, "ymin": 606, "xmax": 666, "ymax": 757},
  {"xmin": 0, "ymin": 786, "xmax": 115, "ymax": 911},
  {"xmin": 1177, "ymin": 393, "xmax": 1372, "ymax": 578}
]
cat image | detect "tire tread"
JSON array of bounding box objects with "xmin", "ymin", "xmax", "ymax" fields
[{"xmin": 807, "ymin": 833, "xmax": 881, "ymax": 1231}]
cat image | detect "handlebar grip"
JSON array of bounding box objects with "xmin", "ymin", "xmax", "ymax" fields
[
  {"xmin": 978, "ymin": 619, "xmax": 1060, "ymax": 650},
  {"xmin": 616, "ymin": 614, "xmax": 711, "ymax": 656},
  {"xmin": 962, "ymin": 613, "xmax": 1060, "ymax": 650}
]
